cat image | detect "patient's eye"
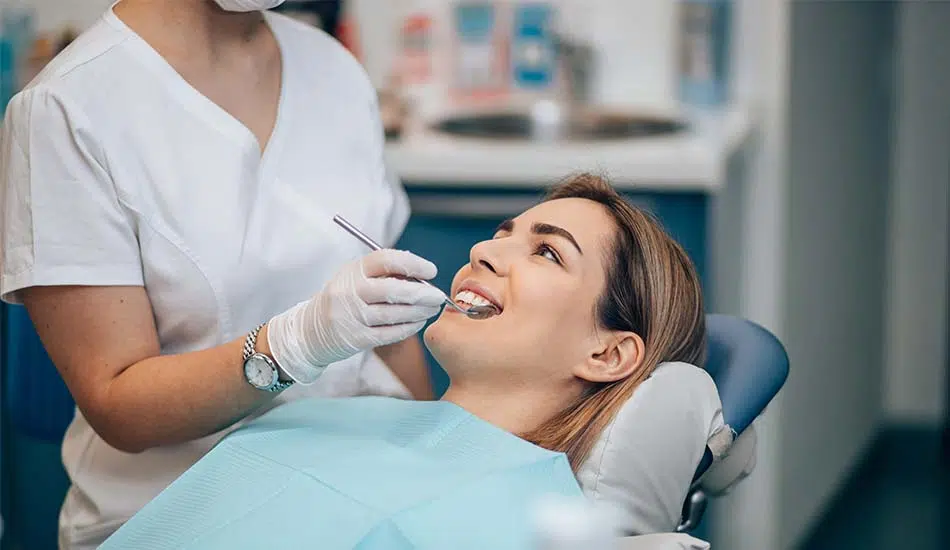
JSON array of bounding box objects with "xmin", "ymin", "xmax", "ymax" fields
[{"xmin": 535, "ymin": 242, "xmax": 562, "ymax": 265}]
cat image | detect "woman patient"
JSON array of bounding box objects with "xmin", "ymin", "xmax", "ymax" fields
[{"xmin": 102, "ymin": 174, "xmax": 706, "ymax": 549}]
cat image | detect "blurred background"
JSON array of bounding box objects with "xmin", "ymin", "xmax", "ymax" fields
[{"xmin": 0, "ymin": 0, "xmax": 947, "ymax": 549}]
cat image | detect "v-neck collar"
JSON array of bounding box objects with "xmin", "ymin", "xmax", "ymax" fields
[{"xmin": 104, "ymin": 5, "xmax": 292, "ymax": 174}]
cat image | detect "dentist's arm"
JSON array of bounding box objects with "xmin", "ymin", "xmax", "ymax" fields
[
  {"xmin": 22, "ymin": 284, "xmax": 272, "ymax": 454},
  {"xmin": 21, "ymin": 249, "xmax": 444, "ymax": 454}
]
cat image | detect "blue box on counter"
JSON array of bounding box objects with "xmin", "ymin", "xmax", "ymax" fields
[{"xmin": 510, "ymin": 3, "xmax": 556, "ymax": 90}]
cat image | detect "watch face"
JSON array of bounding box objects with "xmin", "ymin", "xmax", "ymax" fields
[{"xmin": 244, "ymin": 355, "xmax": 277, "ymax": 389}]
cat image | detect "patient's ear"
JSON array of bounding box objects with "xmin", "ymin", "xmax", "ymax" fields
[{"xmin": 574, "ymin": 331, "xmax": 645, "ymax": 383}]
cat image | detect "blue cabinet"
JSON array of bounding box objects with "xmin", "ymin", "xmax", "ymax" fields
[{"xmin": 395, "ymin": 185, "xmax": 709, "ymax": 396}]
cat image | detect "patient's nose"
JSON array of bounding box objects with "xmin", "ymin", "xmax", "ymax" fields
[{"xmin": 470, "ymin": 239, "xmax": 505, "ymax": 275}]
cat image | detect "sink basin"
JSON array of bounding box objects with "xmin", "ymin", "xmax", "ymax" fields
[{"xmin": 431, "ymin": 109, "xmax": 687, "ymax": 142}]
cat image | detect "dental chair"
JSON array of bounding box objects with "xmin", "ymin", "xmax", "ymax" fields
[
  {"xmin": 0, "ymin": 308, "xmax": 787, "ymax": 549},
  {"xmin": 674, "ymin": 314, "xmax": 790, "ymax": 534}
]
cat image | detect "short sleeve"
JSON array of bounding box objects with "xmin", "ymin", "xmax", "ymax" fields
[{"xmin": 0, "ymin": 88, "xmax": 143, "ymax": 304}]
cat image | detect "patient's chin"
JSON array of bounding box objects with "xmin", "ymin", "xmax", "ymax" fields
[
  {"xmin": 423, "ymin": 316, "xmax": 466, "ymax": 367},
  {"xmin": 423, "ymin": 316, "xmax": 449, "ymax": 352}
]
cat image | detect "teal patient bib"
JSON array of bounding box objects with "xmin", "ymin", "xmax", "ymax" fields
[{"xmin": 101, "ymin": 396, "xmax": 583, "ymax": 549}]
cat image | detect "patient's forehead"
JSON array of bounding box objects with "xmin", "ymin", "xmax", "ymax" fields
[{"xmin": 514, "ymin": 198, "xmax": 616, "ymax": 250}]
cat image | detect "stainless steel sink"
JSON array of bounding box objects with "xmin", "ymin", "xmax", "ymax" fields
[
  {"xmin": 428, "ymin": 32, "xmax": 687, "ymax": 142},
  {"xmin": 431, "ymin": 108, "xmax": 687, "ymax": 142}
]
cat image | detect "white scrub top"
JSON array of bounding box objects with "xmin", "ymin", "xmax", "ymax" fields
[{"xmin": 0, "ymin": 8, "xmax": 413, "ymax": 549}]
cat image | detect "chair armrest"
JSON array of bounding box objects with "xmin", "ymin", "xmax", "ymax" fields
[
  {"xmin": 675, "ymin": 424, "xmax": 758, "ymax": 532},
  {"xmin": 700, "ymin": 424, "xmax": 757, "ymax": 496}
]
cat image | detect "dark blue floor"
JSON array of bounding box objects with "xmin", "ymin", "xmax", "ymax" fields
[{"xmin": 800, "ymin": 428, "xmax": 950, "ymax": 550}]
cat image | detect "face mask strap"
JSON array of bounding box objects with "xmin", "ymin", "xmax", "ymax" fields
[{"xmin": 213, "ymin": 0, "xmax": 286, "ymax": 13}]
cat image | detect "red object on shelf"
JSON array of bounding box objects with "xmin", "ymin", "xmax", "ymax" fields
[
  {"xmin": 399, "ymin": 14, "xmax": 433, "ymax": 84},
  {"xmin": 336, "ymin": 14, "xmax": 361, "ymax": 61}
]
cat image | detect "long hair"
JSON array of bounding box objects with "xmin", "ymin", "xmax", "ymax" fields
[{"xmin": 520, "ymin": 174, "xmax": 706, "ymax": 471}]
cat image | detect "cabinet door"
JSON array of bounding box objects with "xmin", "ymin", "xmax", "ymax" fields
[{"xmin": 395, "ymin": 187, "xmax": 708, "ymax": 395}]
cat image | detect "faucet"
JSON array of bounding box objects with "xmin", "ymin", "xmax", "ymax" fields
[
  {"xmin": 528, "ymin": 33, "xmax": 594, "ymax": 141},
  {"xmin": 552, "ymin": 33, "xmax": 595, "ymax": 107}
]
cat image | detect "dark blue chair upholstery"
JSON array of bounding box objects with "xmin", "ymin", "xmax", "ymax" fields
[{"xmin": 703, "ymin": 314, "xmax": 790, "ymax": 437}]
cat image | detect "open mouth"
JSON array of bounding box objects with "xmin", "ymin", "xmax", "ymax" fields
[{"xmin": 453, "ymin": 288, "xmax": 502, "ymax": 316}]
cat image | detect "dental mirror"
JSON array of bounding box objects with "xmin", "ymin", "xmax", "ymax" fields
[{"xmin": 332, "ymin": 215, "xmax": 499, "ymax": 320}]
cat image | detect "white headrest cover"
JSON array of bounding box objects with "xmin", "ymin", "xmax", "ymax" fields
[{"xmin": 575, "ymin": 362, "xmax": 723, "ymax": 535}]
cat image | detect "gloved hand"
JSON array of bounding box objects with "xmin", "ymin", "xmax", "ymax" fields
[{"xmin": 266, "ymin": 249, "xmax": 446, "ymax": 384}]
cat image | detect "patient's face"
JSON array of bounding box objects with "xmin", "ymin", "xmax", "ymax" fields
[{"xmin": 425, "ymin": 197, "xmax": 616, "ymax": 389}]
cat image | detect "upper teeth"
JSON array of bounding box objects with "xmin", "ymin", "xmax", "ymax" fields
[{"xmin": 455, "ymin": 290, "xmax": 492, "ymax": 308}]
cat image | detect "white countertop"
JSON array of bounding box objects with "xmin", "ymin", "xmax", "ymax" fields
[{"xmin": 385, "ymin": 104, "xmax": 755, "ymax": 192}]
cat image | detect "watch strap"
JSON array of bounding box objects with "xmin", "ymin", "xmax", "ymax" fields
[
  {"xmin": 243, "ymin": 323, "xmax": 266, "ymax": 362},
  {"xmin": 243, "ymin": 323, "xmax": 294, "ymax": 392}
]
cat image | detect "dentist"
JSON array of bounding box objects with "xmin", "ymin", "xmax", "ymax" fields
[{"xmin": 0, "ymin": 0, "xmax": 443, "ymax": 548}]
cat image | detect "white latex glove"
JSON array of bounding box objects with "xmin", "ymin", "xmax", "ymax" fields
[{"xmin": 267, "ymin": 249, "xmax": 446, "ymax": 384}]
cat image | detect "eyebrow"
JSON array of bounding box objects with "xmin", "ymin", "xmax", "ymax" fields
[{"xmin": 495, "ymin": 218, "xmax": 583, "ymax": 255}]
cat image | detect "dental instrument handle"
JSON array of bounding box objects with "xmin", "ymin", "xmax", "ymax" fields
[{"xmin": 332, "ymin": 215, "xmax": 470, "ymax": 314}]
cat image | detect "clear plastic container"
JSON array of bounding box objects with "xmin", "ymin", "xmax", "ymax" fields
[
  {"xmin": 678, "ymin": 0, "xmax": 732, "ymax": 107},
  {"xmin": 531, "ymin": 494, "xmax": 621, "ymax": 550}
]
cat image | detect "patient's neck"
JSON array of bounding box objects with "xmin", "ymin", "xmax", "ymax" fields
[{"xmin": 440, "ymin": 382, "xmax": 572, "ymax": 436}]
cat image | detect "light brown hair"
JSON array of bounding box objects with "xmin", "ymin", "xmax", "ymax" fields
[{"xmin": 520, "ymin": 174, "xmax": 706, "ymax": 471}]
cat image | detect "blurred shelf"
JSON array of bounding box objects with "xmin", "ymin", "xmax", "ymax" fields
[{"xmin": 385, "ymin": 104, "xmax": 755, "ymax": 192}]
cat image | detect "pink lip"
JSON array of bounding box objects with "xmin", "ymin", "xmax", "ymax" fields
[{"xmin": 455, "ymin": 279, "xmax": 503, "ymax": 312}]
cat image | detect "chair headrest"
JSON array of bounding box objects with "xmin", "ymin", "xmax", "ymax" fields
[
  {"xmin": 577, "ymin": 362, "xmax": 723, "ymax": 535},
  {"xmin": 689, "ymin": 315, "xmax": 789, "ymax": 482}
]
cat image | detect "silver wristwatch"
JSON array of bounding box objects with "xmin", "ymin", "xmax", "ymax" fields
[{"xmin": 242, "ymin": 323, "xmax": 294, "ymax": 393}]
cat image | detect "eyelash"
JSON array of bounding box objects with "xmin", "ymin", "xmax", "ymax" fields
[
  {"xmin": 535, "ymin": 242, "xmax": 562, "ymax": 265},
  {"xmin": 489, "ymin": 234, "xmax": 563, "ymax": 265}
]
